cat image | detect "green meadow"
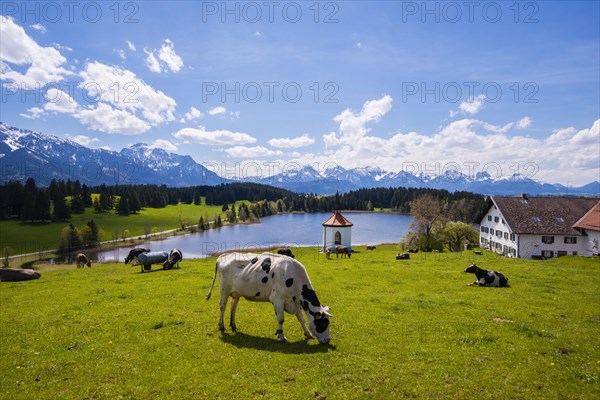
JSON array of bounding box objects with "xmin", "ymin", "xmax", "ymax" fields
[
  {"xmin": 0, "ymin": 200, "xmax": 236, "ymax": 256},
  {"xmin": 1, "ymin": 246, "xmax": 598, "ymax": 399}
]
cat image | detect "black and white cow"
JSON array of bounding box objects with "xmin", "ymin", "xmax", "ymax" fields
[
  {"xmin": 277, "ymin": 248, "xmax": 295, "ymax": 258},
  {"xmin": 124, "ymin": 248, "xmax": 150, "ymax": 264},
  {"xmin": 163, "ymin": 248, "xmax": 183, "ymax": 270},
  {"xmin": 0, "ymin": 268, "xmax": 41, "ymax": 282},
  {"xmin": 464, "ymin": 263, "xmax": 509, "ymax": 287},
  {"xmin": 206, "ymin": 252, "xmax": 332, "ymax": 344},
  {"xmin": 76, "ymin": 253, "xmax": 91, "ymax": 268}
]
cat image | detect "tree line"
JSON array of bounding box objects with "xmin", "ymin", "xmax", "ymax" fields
[{"xmin": 0, "ymin": 179, "xmax": 485, "ymax": 224}]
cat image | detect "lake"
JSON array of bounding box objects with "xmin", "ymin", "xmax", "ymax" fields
[{"xmin": 92, "ymin": 212, "xmax": 412, "ymax": 262}]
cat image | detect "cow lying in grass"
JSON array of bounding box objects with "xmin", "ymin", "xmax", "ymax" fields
[
  {"xmin": 0, "ymin": 268, "xmax": 41, "ymax": 282},
  {"xmin": 206, "ymin": 252, "xmax": 332, "ymax": 344},
  {"xmin": 464, "ymin": 263, "xmax": 509, "ymax": 287}
]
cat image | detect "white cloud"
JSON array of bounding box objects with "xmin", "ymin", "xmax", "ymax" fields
[
  {"xmin": 69, "ymin": 135, "xmax": 100, "ymax": 147},
  {"xmin": 144, "ymin": 39, "xmax": 184, "ymax": 73},
  {"xmin": 516, "ymin": 116, "xmax": 532, "ymax": 129},
  {"xmin": 144, "ymin": 49, "xmax": 161, "ymax": 73},
  {"xmin": 268, "ymin": 134, "xmax": 315, "ymax": 148},
  {"xmin": 116, "ymin": 49, "xmax": 126, "ymax": 60},
  {"xmin": 126, "ymin": 40, "xmax": 136, "ymax": 51},
  {"xmin": 180, "ymin": 106, "xmax": 203, "ymax": 122},
  {"xmin": 172, "ymin": 126, "xmax": 256, "ymax": 145},
  {"xmin": 329, "ymin": 94, "xmax": 392, "ymax": 146},
  {"xmin": 29, "ymin": 23, "xmax": 46, "ymax": 34},
  {"xmin": 78, "ymin": 103, "xmax": 151, "ymax": 134},
  {"xmin": 208, "ymin": 106, "xmax": 227, "ymax": 116},
  {"xmin": 19, "ymin": 107, "xmax": 44, "ymax": 119},
  {"xmin": 79, "ymin": 61, "xmax": 177, "ymax": 126},
  {"xmin": 225, "ymin": 146, "xmax": 283, "ymax": 158},
  {"xmin": 0, "ymin": 17, "xmax": 72, "ymax": 88},
  {"xmin": 150, "ymin": 139, "xmax": 178, "ymax": 152},
  {"xmin": 459, "ymin": 95, "xmax": 486, "ymax": 115},
  {"xmin": 43, "ymin": 88, "xmax": 79, "ymax": 114}
]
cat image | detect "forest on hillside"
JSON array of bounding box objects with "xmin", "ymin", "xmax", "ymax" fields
[{"xmin": 0, "ymin": 179, "xmax": 486, "ymax": 223}]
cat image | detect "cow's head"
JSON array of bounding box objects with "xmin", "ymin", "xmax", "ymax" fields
[
  {"xmin": 464, "ymin": 263, "xmax": 480, "ymax": 274},
  {"xmin": 301, "ymin": 285, "xmax": 332, "ymax": 345}
]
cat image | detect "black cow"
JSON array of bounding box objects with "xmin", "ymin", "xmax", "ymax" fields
[
  {"xmin": 0, "ymin": 268, "xmax": 41, "ymax": 282},
  {"xmin": 464, "ymin": 263, "xmax": 509, "ymax": 287},
  {"xmin": 163, "ymin": 248, "xmax": 183, "ymax": 270},
  {"xmin": 277, "ymin": 248, "xmax": 295, "ymax": 258},
  {"xmin": 366, "ymin": 245, "xmax": 376, "ymax": 250},
  {"xmin": 124, "ymin": 248, "xmax": 150, "ymax": 264},
  {"xmin": 396, "ymin": 253, "xmax": 410, "ymax": 260}
]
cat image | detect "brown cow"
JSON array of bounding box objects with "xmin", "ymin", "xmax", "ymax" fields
[{"xmin": 335, "ymin": 246, "xmax": 351, "ymax": 258}]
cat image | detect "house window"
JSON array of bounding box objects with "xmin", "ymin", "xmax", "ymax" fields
[
  {"xmin": 557, "ymin": 251, "xmax": 567, "ymax": 257},
  {"xmin": 572, "ymin": 251, "xmax": 578, "ymax": 256},
  {"xmin": 542, "ymin": 250, "xmax": 554, "ymax": 258},
  {"xmin": 496, "ymin": 230, "xmax": 502, "ymax": 238},
  {"xmin": 334, "ymin": 231, "xmax": 341, "ymax": 245},
  {"xmin": 564, "ymin": 237, "xmax": 577, "ymax": 244},
  {"xmin": 484, "ymin": 227, "xmax": 489, "ymax": 233},
  {"xmin": 480, "ymin": 226, "xmax": 485, "ymax": 232},
  {"xmin": 488, "ymin": 215, "xmax": 492, "ymax": 221},
  {"xmin": 504, "ymin": 232, "xmax": 508, "ymax": 240},
  {"xmin": 494, "ymin": 216, "xmax": 499, "ymax": 223},
  {"xmin": 510, "ymin": 234, "xmax": 515, "ymax": 241},
  {"xmin": 490, "ymin": 229, "xmax": 494, "ymax": 235},
  {"xmin": 533, "ymin": 216, "xmax": 541, "ymax": 222},
  {"xmin": 502, "ymin": 218, "xmax": 506, "ymax": 224},
  {"xmin": 556, "ymin": 217, "xmax": 564, "ymax": 223},
  {"xmin": 542, "ymin": 236, "xmax": 554, "ymax": 244}
]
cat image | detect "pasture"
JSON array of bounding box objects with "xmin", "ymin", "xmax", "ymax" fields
[
  {"xmin": 1, "ymin": 246, "xmax": 598, "ymax": 399},
  {"xmin": 0, "ymin": 200, "xmax": 235, "ymax": 256}
]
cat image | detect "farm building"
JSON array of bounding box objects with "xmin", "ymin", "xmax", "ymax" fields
[
  {"xmin": 573, "ymin": 201, "xmax": 600, "ymax": 256},
  {"xmin": 478, "ymin": 195, "xmax": 599, "ymax": 259},
  {"xmin": 322, "ymin": 211, "xmax": 353, "ymax": 251}
]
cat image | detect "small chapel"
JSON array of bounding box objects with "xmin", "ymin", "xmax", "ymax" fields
[{"xmin": 322, "ymin": 211, "xmax": 353, "ymax": 251}]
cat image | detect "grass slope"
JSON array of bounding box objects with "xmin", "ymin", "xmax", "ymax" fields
[
  {"xmin": 0, "ymin": 200, "xmax": 234, "ymax": 255},
  {"xmin": 1, "ymin": 246, "xmax": 598, "ymax": 399}
]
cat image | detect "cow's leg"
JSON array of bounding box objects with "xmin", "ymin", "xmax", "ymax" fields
[
  {"xmin": 271, "ymin": 298, "xmax": 288, "ymax": 342},
  {"xmin": 218, "ymin": 294, "xmax": 229, "ymax": 332},
  {"xmin": 229, "ymin": 296, "xmax": 239, "ymax": 332},
  {"xmin": 295, "ymin": 310, "xmax": 314, "ymax": 340}
]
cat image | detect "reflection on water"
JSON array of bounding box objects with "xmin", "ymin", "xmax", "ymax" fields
[{"xmin": 85, "ymin": 212, "xmax": 412, "ymax": 262}]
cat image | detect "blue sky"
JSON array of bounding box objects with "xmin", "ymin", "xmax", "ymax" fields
[{"xmin": 1, "ymin": 1, "xmax": 599, "ymax": 185}]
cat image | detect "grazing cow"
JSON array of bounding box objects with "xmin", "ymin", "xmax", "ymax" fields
[
  {"xmin": 407, "ymin": 248, "xmax": 419, "ymax": 253},
  {"xmin": 163, "ymin": 248, "xmax": 183, "ymax": 270},
  {"xmin": 0, "ymin": 268, "xmax": 41, "ymax": 282},
  {"xmin": 335, "ymin": 246, "xmax": 351, "ymax": 258},
  {"xmin": 277, "ymin": 248, "xmax": 295, "ymax": 258},
  {"xmin": 396, "ymin": 253, "xmax": 410, "ymax": 260},
  {"xmin": 366, "ymin": 245, "xmax": 376, "ymax": 251},
  {"xmin": 206, "ymin": 252, "xmax": 332, "ymax": 344},
  {"xmin": 464, "ymin": 263, "xmax": 509, "ymax": 287},
  {"xmin": 124, "ymin": 248, "xmax": 150, "ymax": 264},
  {"xmin": 76, "ymin": 253, "xmax": 91, "ymax": 268}
]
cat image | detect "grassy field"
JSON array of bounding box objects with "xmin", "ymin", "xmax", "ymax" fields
[
  {"xmin": 0, "ymin": 246, "xmax": 598, "ymax": 399},
  {"xmin": 0, "ymin": 200, "xmax": 236, "ymax": 256}
]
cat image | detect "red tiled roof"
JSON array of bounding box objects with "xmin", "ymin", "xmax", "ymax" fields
[
  {"xmin": 488, "ymin": 196, "xmax": 598, "ymax": 235},
  {"xmin": 573, "ymin": 201, "xmax": 600, "ymax": 232},
  {"xmin": 322, "ymin": 211, "xmax": 353, "ymax": 227}
]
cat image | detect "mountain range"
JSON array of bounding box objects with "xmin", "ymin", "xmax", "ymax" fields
[{"xmin": 1, "ymin": 122, "xmax": 598, "ymax": 196}]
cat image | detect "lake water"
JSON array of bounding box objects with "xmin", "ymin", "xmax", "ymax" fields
[{"xmin": 92, "ymin": 212, "xmax": 412, "ymax": 262}]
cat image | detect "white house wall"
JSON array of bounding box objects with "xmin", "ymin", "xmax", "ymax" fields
[
  {"xmin": 479, "ymin": 204, "xmax": 518, "ymax": 257},
  {"xmin": 580, "ymin": 230, "xmax": 600, "ymax": 256},
  {"xmin": 323, "ymin": 226, "xmax": 352, "ymax": 250}
]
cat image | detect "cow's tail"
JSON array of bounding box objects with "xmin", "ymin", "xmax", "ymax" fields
[{"xmin": 205, "ymin": 262, "xmax": 218, "ymax": 300}]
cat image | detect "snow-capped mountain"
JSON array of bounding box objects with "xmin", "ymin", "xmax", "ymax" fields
[
  {"xmin": 0, "ymin": 123, "xmax": 225, "ymax": 187},
  {"xmin": 1, "ymin": 122, "xmax": 598, "ymax": 195},
  {"xmin": 259, "ymin": 163, "xmax": 599, "ymax": 195}
]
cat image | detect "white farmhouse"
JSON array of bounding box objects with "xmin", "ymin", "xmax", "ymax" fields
[
  {"xmin": 322, "ymin": 211, "xmax": 353, "ymax": 251},
  {"xmin": 478, "ymin": 195, "xmax": 598, "ymax": 259},
  {"xmin": 573, "ymin": 201, "xmax": 600, "ymax": 256}
]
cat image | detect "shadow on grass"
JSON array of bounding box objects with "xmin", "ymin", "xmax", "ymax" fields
[{"xmin": 220, "ymin": 331, "xmax": 336, "ymax": 354}]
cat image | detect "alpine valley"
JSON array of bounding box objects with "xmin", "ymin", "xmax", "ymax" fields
[{"xmin": 1, "ymin": 123, "xmax": 598, "ymax": 196}]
